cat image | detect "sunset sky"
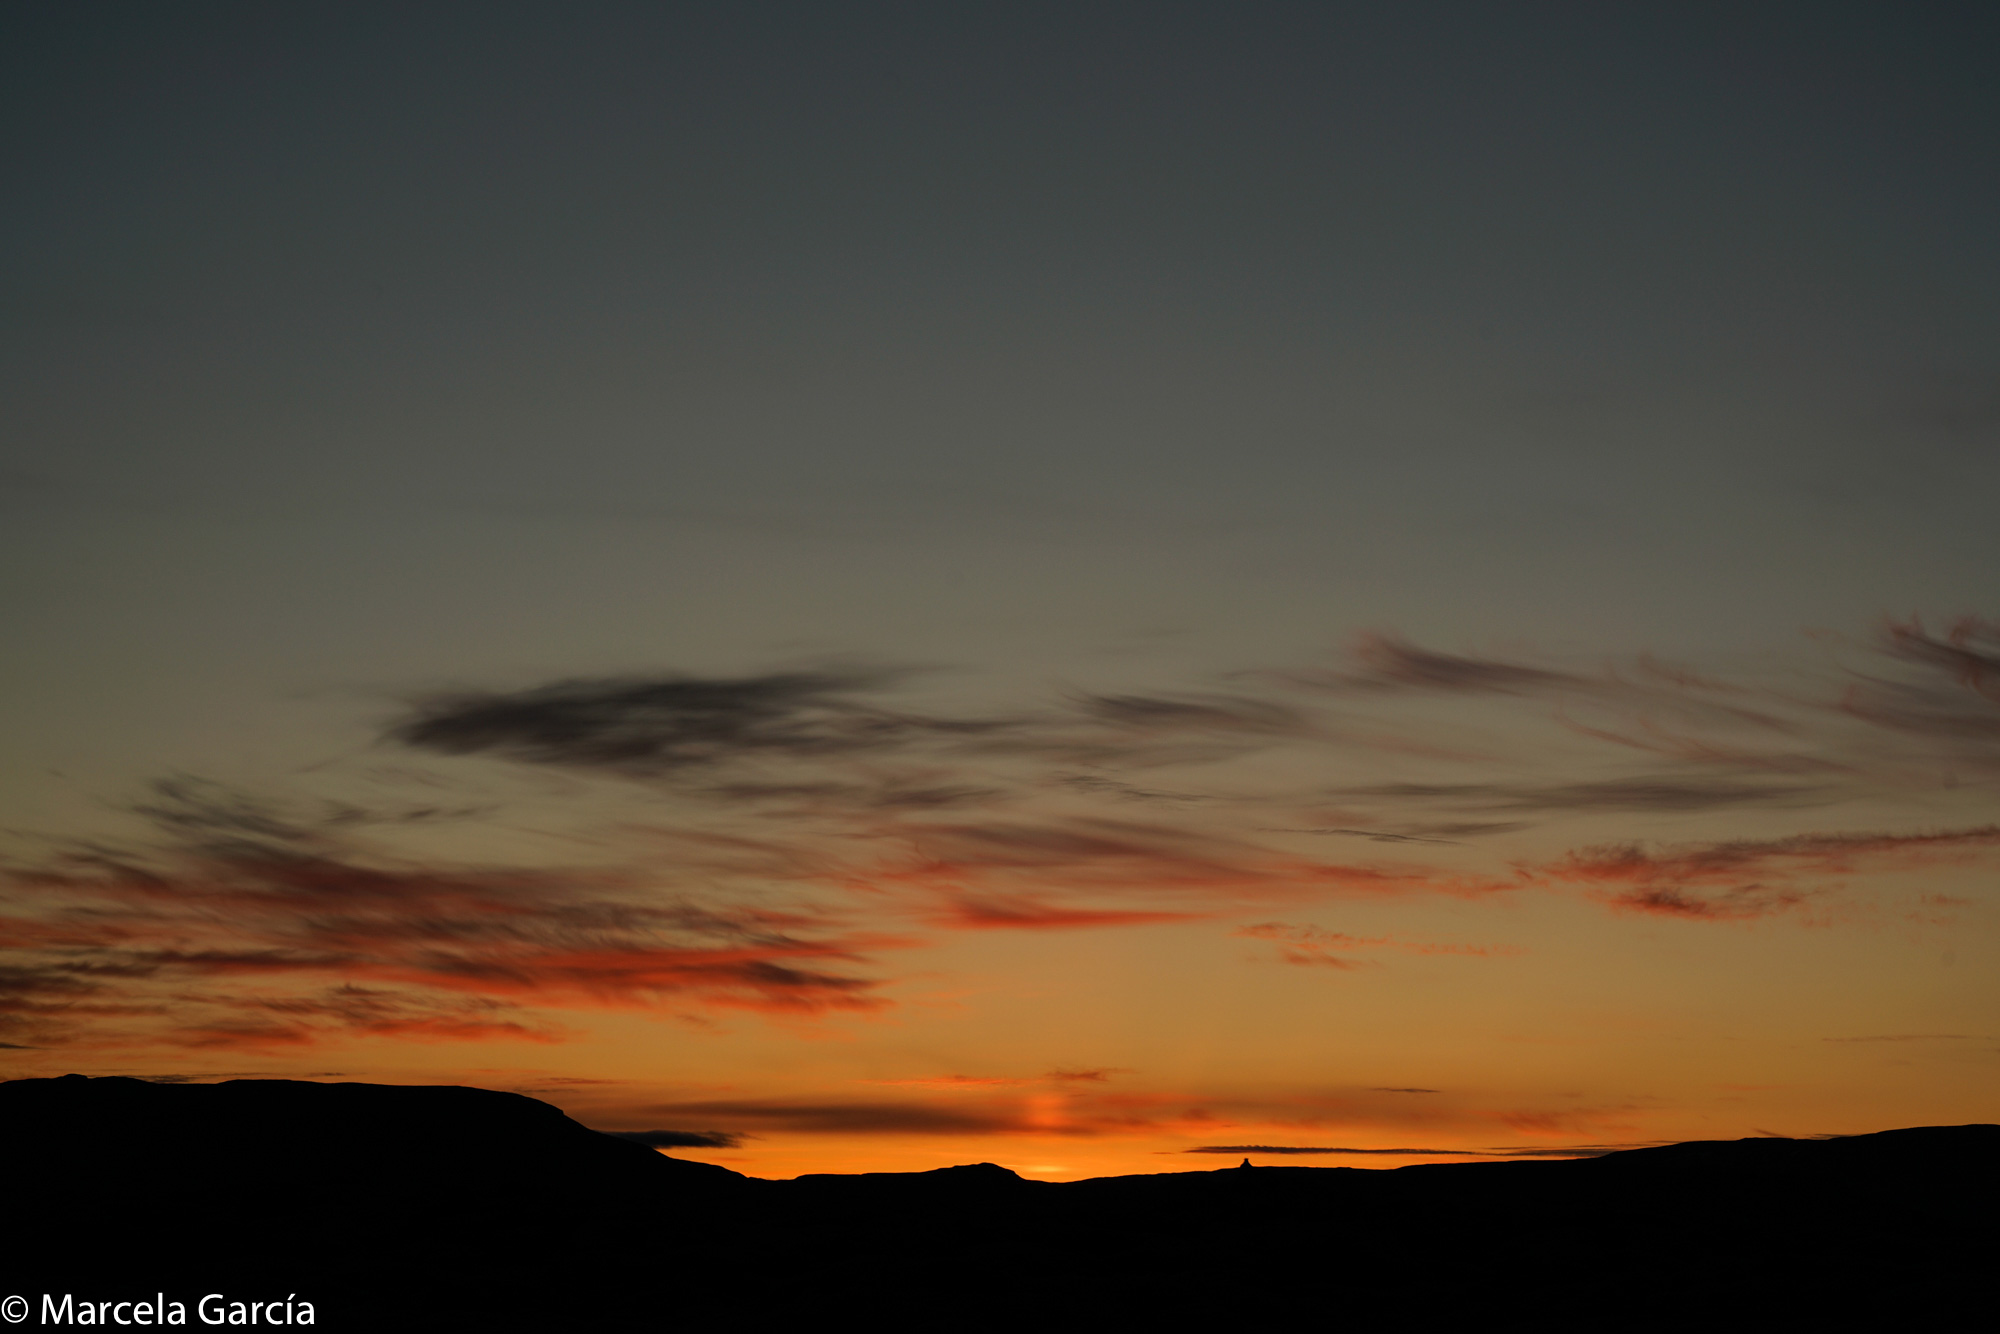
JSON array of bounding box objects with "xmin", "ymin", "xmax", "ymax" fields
[{"xmin": 3, "ymin": 1, "xmax": 1997, "ymax": 1179}]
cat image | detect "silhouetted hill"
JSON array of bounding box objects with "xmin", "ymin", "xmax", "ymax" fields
[{"xmin": 4, "ymin": 1075, "xmax": 1992, "ymax": 1330}]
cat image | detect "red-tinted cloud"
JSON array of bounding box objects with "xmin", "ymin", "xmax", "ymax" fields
[
  {"xmin": 842, "ymin": 818, "xmax": 1462, "ymax": 932},
  {"xmin": 935, "ymin": 900, "xmax": 1206, "ymax": 931},
  {"xmin": 1236, "ymin": 921, "xmax": 1520, "ymax": 967},
  {"xmin": 11, "ymin": 619, "xmax": 1999, "ymax": 1052},
  {"xmin": 0, "ymin": 781, "xmax": 897, "ymax": 1049},
  {"xmin": 1524, "ymin": 825, "xmax": 2000, "ymax": 918}
]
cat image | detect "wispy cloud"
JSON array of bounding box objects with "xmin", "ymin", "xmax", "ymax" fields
[
  {"xmin": 7, "ymin": 619, "xmax": 1997, "ymax": 1049},
  {"xmin": 863, "ymin": 1068, "xmax": 1127, "ymax": 1090},
  {"xmin": 166, "ymin": 985, "xmax": 567, "ymax": 1050},
  {"xmin": 1838, "ymin": 618, "xmax": 2000, "ymax": 765},
  {"xmin": 1070, "ymin": 691, "xmax": 1311, "ymax": 737},
  {"xmin": 936, "ymin": 902, "xmax": 1207, "ymax": 930},
  {"xmin": 0, "ymin": 779, "xmax": 894, "ymax": 1048},
  {"xmin": 864, "ymin": 1075, "xmax": 1036, "ymax": 1089},
  {"xmin": 389, "ymin": 669, "xmax": 1006, "ymax": 777},
  {"xmin": 627, "ymin": 1090, "xmax": 1602, "ymax": 1143},
  {"xmin": 1272, "ymin": 634, "xmax": 1590, "ymax": 696},
  {"xmin": 1237, "ymin": 922, "xmax": 1520, "ymax": 968},
  {"xmin": 602, "ymin": 1128, "xmax": 744, "ymax": 1149},
  {"xmin": 639, "ymin": 1099, "xmax": 1035, "ymax": 1136},
  {"xmin": 1181, "ymin": 1143, "xmax": 1637, "ymax": 1158},
  {"xmin": 1526, "ymin": 825, "xmax": 2000, "ymax": 918},
  {"xmin": 1338, "ymin": 778, "xmax": 1825, "ymax": 814}
]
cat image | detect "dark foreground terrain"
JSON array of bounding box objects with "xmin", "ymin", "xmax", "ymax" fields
[{"xmin": 3, "ymin": 1075, "xmax": 1991, "ymax": 1330}]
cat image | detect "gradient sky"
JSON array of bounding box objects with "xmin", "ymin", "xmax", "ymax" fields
[{"xmin": 4, "ymin": 0, "xmax": 1997, "ymax": 1178}]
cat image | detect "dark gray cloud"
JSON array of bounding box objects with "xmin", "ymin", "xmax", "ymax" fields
[
  {"xmin": 1343, "ymin": 778, "xmax": 1822, "ymax": 814},
  {"xmin": 390, "ymin": 670, "xmax": 1009, "ymax": 778},
  {"xmin": 1260, "ymin": 827, "xmax": 1461, "ymax": 845},
  {"xmin": 603, "ymin": 1128, "xmax": 743, "ymax": 1149},
  {"xmin": 1073, "ymin": 692, "xmax": 1308, "ymax": 736},
  {"xmin": 1344, "ymin": 636, "xmax": 1587, "ymax": 695},
  {"xmin": 376, "ymin": 622, "xmax": 1996, "ymax": 847},
  {"xmin": 640, "ymin": 1099, "xmax": 1029, "ymax": 1136},
  {"xmin": 1841, "ymin": 619, "xmax": 2000, "ymax": 760},
  {"xmin": 387, "ymin": 674, "xmax": 1317, "ymax": 800},
  {"xmin": 220, "ymin": 984, "xmax": 557, "ymax": 1045},
  {"xmin": 0, "ymin": 963, "xmax": 163, "ymax": 1047},
  {"xmin": 0, "ymin": 966, "xmax": 115, "ymax": 997},
  {"xmin": 111, "ymin": 776, "xmax": 484, "ymax": 862},
  {"xmin": 1053, "ymin": 775, "xmax": 1212, "ymax": 805},
  {"xmin": 909, "ymin": 819, "xmax": 1253, "ymax": 873},
  {"xmin": 1266, "ymin": 635, "xmax": 1588, "ymax": 697},
  {"xmin": 892, "ymin": 817, "xmax": 1395, "ymax": 928},
  {"xmin": 1417, "ymin": 823, "xmax": 1534, "ymax": 839},
  {"xmin": 702, "ymin": 780, "xmax": 999, "ymax": 812}
]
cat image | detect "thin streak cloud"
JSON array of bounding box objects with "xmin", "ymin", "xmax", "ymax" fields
[{"xmin": 7, "ymin": 623, "xmax": 1998, "ymax": 1052}]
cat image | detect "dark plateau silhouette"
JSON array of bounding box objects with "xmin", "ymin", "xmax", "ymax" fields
[{"xmin": 3, "ymin": 1075, "xmax": 1990, "ymax": 1330}]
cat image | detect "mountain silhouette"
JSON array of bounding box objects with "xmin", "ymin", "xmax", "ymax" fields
[{"xmin": 4, "ymin": 1075, "xmax": 1991, "ymax": 1329}]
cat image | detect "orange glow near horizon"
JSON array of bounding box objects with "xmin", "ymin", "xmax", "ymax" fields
[{"xmin": 4, "ymin": 624, "xmax": 1998, "ymax": 1177}]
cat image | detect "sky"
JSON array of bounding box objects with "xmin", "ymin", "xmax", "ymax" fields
[{"xmin": 3, "ymin": 0, "xmax": 1997, "ymax": 1179}]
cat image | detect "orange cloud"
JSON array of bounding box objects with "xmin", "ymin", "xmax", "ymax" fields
[{"xmin": 935, "ymin": 900, "xmax": 1206, "ymax": 930}]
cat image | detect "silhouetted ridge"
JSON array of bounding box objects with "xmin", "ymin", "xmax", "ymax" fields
[
  {"xmin": 792, "ymin": 1160, "xmax": 1030, "ymax": 1189},
  {"xmin": 1, "ymin": 1073, "xmax": 742, "ymax": 1186},
  {"xmin": 5, "ymin": 1076, "xmax": 1992, "ymax": 1330}
]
